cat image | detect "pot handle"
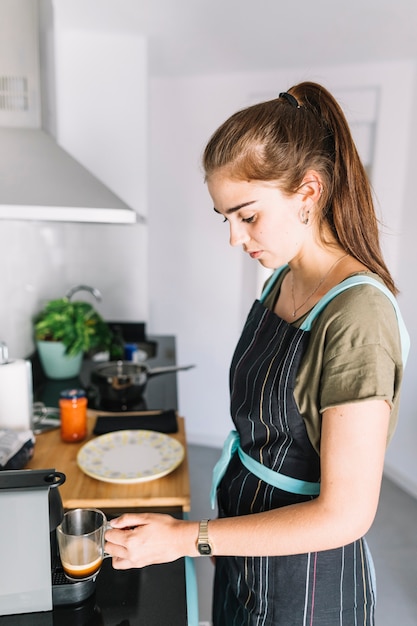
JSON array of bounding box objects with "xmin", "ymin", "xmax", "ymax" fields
[{"xmin": 147, "ymin": 365, "xmax": 195, "ymax": 377}]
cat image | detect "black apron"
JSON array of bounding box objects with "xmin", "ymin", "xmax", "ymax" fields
[{"xmin": 212, "ymin": 274, "xmax": 382, "ymax": 625}]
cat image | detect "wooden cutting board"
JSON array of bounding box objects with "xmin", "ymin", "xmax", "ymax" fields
[{"xmin": 26, "ymin": 413, "xmax": 191, "ymax": 512}]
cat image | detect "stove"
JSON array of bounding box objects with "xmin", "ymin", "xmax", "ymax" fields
[{"xmin": 31, "ymin": 326, "xmax": 179, "ymax": 413}]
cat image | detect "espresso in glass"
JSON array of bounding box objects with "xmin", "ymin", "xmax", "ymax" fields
[{"xmin": 57, "ymin": 508, "xmax": 109, "ymax": 582}]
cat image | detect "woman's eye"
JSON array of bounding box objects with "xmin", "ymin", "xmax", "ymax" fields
[{"xmin": 220, "ymin": 214, "xmax": 255, "ymax": 224}]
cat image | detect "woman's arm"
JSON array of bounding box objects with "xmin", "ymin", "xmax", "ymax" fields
[{"xmin": 105, "ymin": 399, "xmax": 389, "ymax": 568}]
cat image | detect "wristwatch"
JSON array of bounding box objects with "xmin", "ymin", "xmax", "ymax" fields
[{"xmin": 197, "ymin": 519, "xmax": 212, "ymax": 556}]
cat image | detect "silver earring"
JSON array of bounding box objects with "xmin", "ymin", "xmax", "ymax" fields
[{"xmin": 301, "ymin": 209, "xmax": 310, "ymax": 225}]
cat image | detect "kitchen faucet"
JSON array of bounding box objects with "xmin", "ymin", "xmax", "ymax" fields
[{"xmin": 65, "ymin": 285, "xmax": 102, "ymax": 302}]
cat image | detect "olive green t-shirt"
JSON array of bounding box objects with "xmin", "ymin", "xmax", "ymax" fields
[{"xmin": 262, "ymin": 269, "xmax": 404, "ymax": 454}]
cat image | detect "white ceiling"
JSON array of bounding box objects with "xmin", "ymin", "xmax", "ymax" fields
[{"xmin": 54, "ymin": 0, "xmax": 417, "ymax": 77}]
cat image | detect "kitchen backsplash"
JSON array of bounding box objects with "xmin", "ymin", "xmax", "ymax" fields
[{"xmin": 0, "ymin": 219, "xmax": 148, "ymax": 360}]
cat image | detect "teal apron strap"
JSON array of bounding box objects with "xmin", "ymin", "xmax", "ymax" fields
[
  {"xmin": 260, "ymin": 265, "xmax": 288, "ymax": 303},
  {"xmin": 211, "ymin": 431, "xmax": 240, "ymax": 508},
  {"xmin": 211, "ymin": 431, "xmax": 320, "ymax": 509},
  {"xmin": 262, "ymin": 270, "xmax": 409, "ymax": 365},
  {"xmin": 183, "ymin": 512, "xmax": 199, "ymax": 626},
  {"xmin": 300, "ymin": 275, "xmax": 410, "ymax": 366}
]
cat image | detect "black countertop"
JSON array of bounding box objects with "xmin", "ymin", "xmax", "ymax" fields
[
  {"xmin": 32, "ymin": 334, "xmax": 180, "ymax": 413},
  {"xmin": 0, "ymin": 545, "xmax": 188, "ymax": 625},
  {"xmin": 0, "ymin": 334, "xmax": 191, "ymax": 625}
]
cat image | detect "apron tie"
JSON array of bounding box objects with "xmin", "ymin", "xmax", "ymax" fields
[
  {"xmin": 211, "ymin": 430, "xmax": 320, "ymax": 509},
  {"xmin": 211, "ymin": 431, "xmax": 240, "ymax": 508}
]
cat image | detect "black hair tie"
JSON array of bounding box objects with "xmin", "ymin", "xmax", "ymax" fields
[{"xmin": 279, "ymin": 92, "xmax": 300, "ymax": 109}]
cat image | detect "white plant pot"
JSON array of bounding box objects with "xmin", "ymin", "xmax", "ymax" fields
[{"xmin": 36, "ymin": 341, "xmax": 83, "ymax": 380}]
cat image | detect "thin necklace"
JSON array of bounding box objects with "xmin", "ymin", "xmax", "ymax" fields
[{"xmin": 291, "ymin": 253, "xmax": 349, "ymax": 318}]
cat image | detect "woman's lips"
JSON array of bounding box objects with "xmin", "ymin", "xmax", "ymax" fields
[{"xmin": 248, "ymin": 250, "xmax": 262, "ymax": 259}]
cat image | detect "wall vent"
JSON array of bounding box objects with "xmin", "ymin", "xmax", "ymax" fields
[
  {"xmin": 0, "ymin": 0, "xmax": 41, "ymax": 127},
  {"xmin": 0, "ymin": 76, "xmax": 29, "ymax": 112}
]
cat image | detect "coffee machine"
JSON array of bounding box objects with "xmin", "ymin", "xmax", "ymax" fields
[{"xmin": 0, "ymin": 468, "xmax": 95, "ymax": 616}]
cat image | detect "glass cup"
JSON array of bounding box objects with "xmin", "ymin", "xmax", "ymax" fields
[{"xmin": 56, "ymin": 508, "xmax": 111, "ymax": 582}]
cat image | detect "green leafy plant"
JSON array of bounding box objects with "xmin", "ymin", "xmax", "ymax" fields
[{"xmin": 34, "ymin": 298, "xmax": 113, "ymax": 357}]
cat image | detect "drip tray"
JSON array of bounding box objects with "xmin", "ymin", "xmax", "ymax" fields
[{"xmin": 52, "ymin": 565, "xmax": 96, "ymax": 606}]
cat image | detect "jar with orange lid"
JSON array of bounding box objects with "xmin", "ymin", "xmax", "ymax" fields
[{"xmin": 59, "ymin": 389, "xmax": 88, "ymax": 442}]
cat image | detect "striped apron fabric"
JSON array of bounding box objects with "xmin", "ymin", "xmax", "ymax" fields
[{"xmin": 211, "ymin": 271, "xmax": 409, "ymax": 626}]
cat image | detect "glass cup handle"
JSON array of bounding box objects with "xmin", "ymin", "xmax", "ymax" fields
[{"xmin": 103, "ymin": 522, "xmax": 113, "ymax": 558}]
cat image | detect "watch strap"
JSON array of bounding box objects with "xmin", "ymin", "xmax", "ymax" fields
[
  {"xmin": 197, "ymin": 519, "xmax": 212, "ymax": 555},
  {"xmin": 199, "ymin": 519, "xmax": 210, "ymax": 543}
]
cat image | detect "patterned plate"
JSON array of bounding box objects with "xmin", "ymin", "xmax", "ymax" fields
[{"xmin": 77, "ymin": 430, "xmax": 184, "ymax": 484}]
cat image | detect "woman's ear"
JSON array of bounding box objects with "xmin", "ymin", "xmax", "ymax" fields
[{"xmin": 297, "ymin": 171, "xmax": 323, "ymax": 205}]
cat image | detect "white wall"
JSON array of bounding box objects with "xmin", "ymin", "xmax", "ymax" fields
[
  {"xmin": 148, "ymin": 74, "xmax": 256, "ymax": 447},
  {"xmin": 383, "ymin": 68, "xmax": 417, "ymax": 499},
  {"xmin": 148, "ymin": 60, "xmax": 417, "ymax": 498}
]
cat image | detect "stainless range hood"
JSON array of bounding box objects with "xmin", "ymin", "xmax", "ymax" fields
[
  {"xmin": 0, "ymin": 0, "xmax": 143, "ymax": 224},
  {"xmin": 0, "ymin": 127, "xmax": 139, "ymax": 224}
]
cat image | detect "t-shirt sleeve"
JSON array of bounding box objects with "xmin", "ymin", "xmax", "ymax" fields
[{"xmin": 318, "ymin": 284, "xmax": 401, "ymax": 412}]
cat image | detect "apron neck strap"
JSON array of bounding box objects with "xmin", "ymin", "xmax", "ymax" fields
[
  {"xmin": 300, "ymin": 275, "xmax": 410, "ymax": 366},
  {"xmin": 260, "ymin": 265, "xmax": 288, "ymax": 303},
  {"xmin": 260, "ymin": 269, "xmax": 409, "ymax": 366}
]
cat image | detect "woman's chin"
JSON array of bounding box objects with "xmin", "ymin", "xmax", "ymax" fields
[{"xmin": 258, "ymin": 259, "xmax": 276, "ymax": 270}]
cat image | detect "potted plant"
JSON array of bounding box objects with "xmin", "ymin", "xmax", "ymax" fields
[{"xmin": 34, "ymin": 298, "xmax": 113, "ymax": 380}]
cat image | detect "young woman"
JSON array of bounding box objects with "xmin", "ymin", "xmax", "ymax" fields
[{"xmin": 105, "ymin": 82, "xmax": 409, "ymax": 625}]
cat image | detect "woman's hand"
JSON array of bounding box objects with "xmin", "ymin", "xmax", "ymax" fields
[{"xmin": 105, "ymin": 512, "xmax": 198, "ymax": 569}]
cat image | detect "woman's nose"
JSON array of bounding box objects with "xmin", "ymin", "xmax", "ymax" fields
[{"xmin": 229, "ymin": 223, "xmax": 249, "ymax": 247}]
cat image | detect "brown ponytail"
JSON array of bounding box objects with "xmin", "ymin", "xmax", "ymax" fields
[{"xmin": 203, "ymin": 81, "xmax": 397, "ymax": 294}]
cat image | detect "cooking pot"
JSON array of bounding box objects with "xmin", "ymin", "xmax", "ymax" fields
[{"xmin": 91, "ymin": 361, "xmax": 194, "ymax": 410}]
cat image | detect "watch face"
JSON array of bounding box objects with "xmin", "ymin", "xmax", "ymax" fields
[{"xmin": 198, "ymin": 542, "xmax": 212, "ymax": 556}]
